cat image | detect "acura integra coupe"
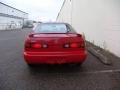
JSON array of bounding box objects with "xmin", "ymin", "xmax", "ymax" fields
[{"xmin": 24, "ymin": 23, "xmax": 87, "ymax": 66}]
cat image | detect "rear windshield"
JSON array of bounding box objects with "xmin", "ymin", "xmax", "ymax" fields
[{"xmin": 34, "ymin": 23, "xmax": 76, "ymax": 33}]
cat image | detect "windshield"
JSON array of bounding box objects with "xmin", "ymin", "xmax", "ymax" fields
[{"xmin": 34, "ymin": 23, "xmax": 76, "ymax": 33}]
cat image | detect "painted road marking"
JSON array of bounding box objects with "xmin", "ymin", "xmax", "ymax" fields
[{"xmin": 81, "ymin": 69, "xmax": 120, "ymax": 74}]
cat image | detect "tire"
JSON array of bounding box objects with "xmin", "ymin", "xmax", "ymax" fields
[
  {"xmin": 69, "ymin": 63, "xmax": 82, "ymax": 67},
  {"xmin": 27, "ymin": 64, "xmax": 35, "ymax": 67},
  {"xmin": 75, "ymin": 63, "xmax": 82, "ymax": 66}
]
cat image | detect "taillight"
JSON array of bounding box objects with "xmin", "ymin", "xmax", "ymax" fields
[
  {"xmin": 31, "ymin": 43, "xmax": 42, "ymax": 48},
  {"xmin": 80, "ymin": 43, "xmax": 85, "ymax": 48},
  {"xmin": 70, "ymin": 43, "xmax": 80, "ymax": 48},
  {"xmin": 64, "ymin": 42, "xmax": 85, "ymax": 48},
  {"xmin": 25, "ymin": 41, "xmax": 31, "ymax": 48},
  {"xmin": 25, "ymin": 41, "xmax": 48, "ymax": 49},
  {"xmin": 64, "ymin": 43, "xmax": 70, "ymax": 48}
]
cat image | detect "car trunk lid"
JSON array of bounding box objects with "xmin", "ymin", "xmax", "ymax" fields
[{"xmin": 25, "ymin": 33, "xmax": 85, "ymax": 52}]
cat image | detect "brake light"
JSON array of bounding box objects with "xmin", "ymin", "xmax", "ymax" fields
[
  {"xmin": 31, "ymin": 43, "xmax": 42, "ymax": 48},
  {"xmin": 70, "ymin": 43, "xmax": 80, "ymax": 48},
  {"xmin": 64, "ymin": 42, "xmax": 85, "ymax": 48},
  {"xmin": 25, "ymin": 40, "xmax": 48, "ymax": 49}
]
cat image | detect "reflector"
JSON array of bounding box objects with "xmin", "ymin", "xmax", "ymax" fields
[
  {"xmin": 43, "ymin": 44, "xmax": 48, "ymax": 48},
  {"xmin": 64, "ymin": 44, "xmax": 70, "ymax": 48}
]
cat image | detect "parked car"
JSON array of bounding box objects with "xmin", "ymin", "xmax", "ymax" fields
[
  {"xmin": 24, "ymin": 23, "xmax": 87, "ymax": 66},
  {"xmin": 27, "ymin": 24, "xmax": 34, "ymax": 28},
  {"xmin": 23, "ymin": 20, "xmax": 34, "ymax": 28}
]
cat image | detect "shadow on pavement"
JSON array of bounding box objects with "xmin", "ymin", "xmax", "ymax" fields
[{"xmin": 27, "ymin": 64, "xmax": 84, "ymax": 74}]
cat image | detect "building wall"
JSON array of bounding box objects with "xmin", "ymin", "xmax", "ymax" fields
[
  {"xmin": 0, "ymin": 16, "xmax": 23, "ymax": 30},
  {"xmin": 0, "ymin": 2, "xmax": 28, "ymax": 30},
  {"xmin": 57, "ymin": 0, "xmax": 72, "ymax": 24},
  {"xmin": 57, "ymin": 0, "xmax": 120, "ymax": 57}
]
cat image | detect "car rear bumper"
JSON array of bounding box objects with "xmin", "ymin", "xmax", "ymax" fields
[{"xmin": 24, "ymin": 51, "xmax": 87, "ymax": 64}]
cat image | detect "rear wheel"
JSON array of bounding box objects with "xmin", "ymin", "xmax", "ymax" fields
[
  {"xmin": 27, "ymin": 64, "xmax": 35, "ymax": 67},
  {"xmin": 69, "ymin": 63, "xmax": 82, "ymax": 67},
  {"xmin": 75, "ymin": 63, "xmax": 82, "ymax": 66}
]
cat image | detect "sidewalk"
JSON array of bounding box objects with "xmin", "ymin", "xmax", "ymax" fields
[{"xmin": 86, "ymin": 41, "xmax": 120, "ymax": 66}]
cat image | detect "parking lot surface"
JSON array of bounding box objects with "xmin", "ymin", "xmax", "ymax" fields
[{"xmin": 0, "ymin": 28, "xmax": 120, "ymax": 90}]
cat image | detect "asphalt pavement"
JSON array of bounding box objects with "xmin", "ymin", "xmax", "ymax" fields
[{"xmin": 0, "ymin": 28, "xmax": 120, "ymax": 90}]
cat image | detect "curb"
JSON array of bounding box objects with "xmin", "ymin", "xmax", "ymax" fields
[
  {"xmin": 0, "ymin": 29, "xmax": 22, "ymax": 31},
  {"xmin": 87, "ymin": 47, "xmax": 112, "ymax": 65}
]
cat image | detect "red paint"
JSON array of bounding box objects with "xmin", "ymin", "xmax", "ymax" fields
[{"xmin": 24, "ymin": 23, "xmax": 87, "ymax": 65}]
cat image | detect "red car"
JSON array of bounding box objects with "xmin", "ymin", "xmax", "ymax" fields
[{"xmin": 24, "ymin": 23, "xmax": 87, "ymax": 66}]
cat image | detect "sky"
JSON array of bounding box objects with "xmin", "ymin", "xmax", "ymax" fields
[{"xmin": 0, "ymin": 0, "xmax": 64, "ymax": 22}]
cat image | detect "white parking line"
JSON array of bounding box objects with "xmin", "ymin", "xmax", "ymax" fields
[{"xmin": 82, "ymin": 69, "xmax": 120, "ymax": 74}]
